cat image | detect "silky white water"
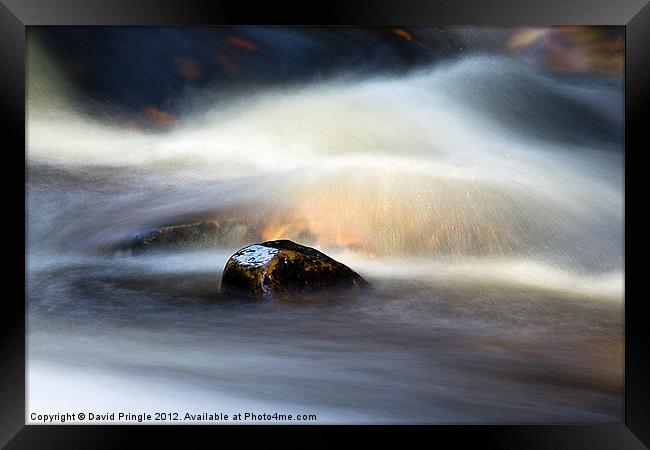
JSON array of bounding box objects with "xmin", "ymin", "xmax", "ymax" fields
[{"xmin": 27, "ymin": 40, "xmax": 624, "ymax": 423}]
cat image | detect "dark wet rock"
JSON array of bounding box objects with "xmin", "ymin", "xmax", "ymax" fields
[
  {"xmin": 114, "ymin": 218, "xmax": 258, "ymax": 253},
  {"xmin": 117, "ymin": 221, "xmax": 221, "ymax": 252},
  {"xmin": 221, "ymin": 240, "xmax": 368, "ymax": 299}
]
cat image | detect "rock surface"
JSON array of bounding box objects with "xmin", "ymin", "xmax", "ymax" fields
[
  {"xmin": 221, "ymin": 240, "xmax": 367, "ymax": 298},
  {"xmin": 117, "ymin": 222, "xmax": 221, "ymax": 252},
  {"xmin": 114, "ymin": 218, "xmax": 258, "ymax": 253}
]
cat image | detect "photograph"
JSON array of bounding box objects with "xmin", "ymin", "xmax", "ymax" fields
[{"xmin": 26, "ymin": 25, "xmax": 624, "ymax": 424}]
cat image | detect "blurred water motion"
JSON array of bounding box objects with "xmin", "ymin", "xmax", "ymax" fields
[{"xmin": 27, "ymin": 27, "xmax": 623, "ymax": 423}]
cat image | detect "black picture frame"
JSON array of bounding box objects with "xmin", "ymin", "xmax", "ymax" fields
[{"xmin": 2, "ymin": 0, "xmax": 648, "ymax": 448}]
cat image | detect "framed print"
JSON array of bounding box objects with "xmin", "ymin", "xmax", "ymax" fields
[{"xmin": 2, "ymin": 0, "xmax": 649, "ymax": 448}]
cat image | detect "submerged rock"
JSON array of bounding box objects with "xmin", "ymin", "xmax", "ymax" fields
[
  {"xmin": 117, "ymin": 222, "xmax": 221, "ymax": 252},
  {"xmin": 114, "ymin": 219, "xmax": 257, "ymax": 253},
  {"xmin": 221, "ymin": 240, "xmax": 368, "ymax": 299}
]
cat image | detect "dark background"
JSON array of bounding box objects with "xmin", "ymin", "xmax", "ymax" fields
[{"xmin": 31, "ymin": 26, "xmax": 623, "ymax": 126}]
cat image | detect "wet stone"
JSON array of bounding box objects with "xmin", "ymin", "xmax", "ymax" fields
[
  {"xmin": 116, "ymin": 222, "xmax": 221, "ymax": 253},
  {"xmin": 221, "ymin": 240, "xmax": 368, "ymax": 299}
]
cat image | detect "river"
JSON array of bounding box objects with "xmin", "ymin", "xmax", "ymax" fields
[{"xmin": 26, "ymin": 48, "xmax": 623, "ymax": 423}]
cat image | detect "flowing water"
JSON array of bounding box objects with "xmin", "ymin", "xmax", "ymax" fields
[{"xmin": 27, "ymin": 46, "xmax": 624, "ymax": 423}]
